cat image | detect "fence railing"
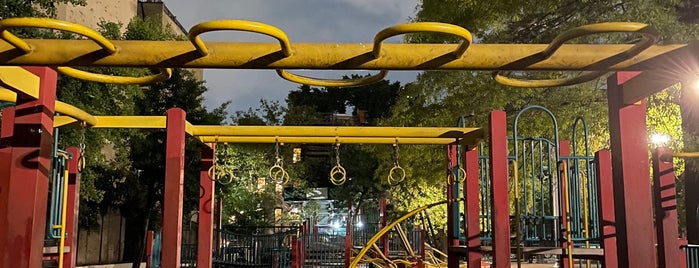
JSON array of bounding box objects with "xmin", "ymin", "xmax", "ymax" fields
[{"xmin": 685, "ymin": 244, "xmax": 699, "ymax": 268}]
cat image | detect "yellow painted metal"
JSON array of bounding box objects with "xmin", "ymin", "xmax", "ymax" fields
[
  {"xmin": 192, "ymin": 125, "xmax": 478, "ymax": 138},
  {"xmin": 90, "ymin": 116, "xmax": 167, "ymax": 128},
  {"xmin": 276, "ymin": 70, "xmax": 388, "ymax": 87},
  {"xmin": 1, "ymin": 40, "xmax": 685, "ymax": 71},
  {"xmin": 0, "ymin": 66, "xmax": 40, "ymax": 98},
  {"xmin": 54, "ymin": 152, "xmax": 71, "ymax": 268},
  {"xmin": 56, "ymin": 67, "xmax": 172, "ymax": 85},
  {"xmin": 54, "ymin": 102, "xmax": 98, "ymax": 126},
  {"xmin": 493, "ymin": 22, "xmax": 659, "ymax": 88},
  {"xmin": 673, "ymin": 152, "xmax": 699, "ymax": 158},
  {"xmin": 198, "ymin": 136, "xmax": 466, "ymax": 145},
  {"xmin": 373, "ymin": 22, "xmax": 472, "ymax": 58},
  {"xmin": 185, "ymin": 122, "xmax": 195, "ymax": 135},
  {"xmin": 188, "ymin": 20, "xmax": 292, "ymax": 57},
  {"xmin": 0, "ymin": 17, "xmax": 117, "ymax": 54}
]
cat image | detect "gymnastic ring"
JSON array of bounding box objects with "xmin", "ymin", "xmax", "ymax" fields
[
  {"xmin": 0, "ymin": 17, "xmax": 117, "ymax": 54},
  {"xmin": 387, "ymin": 165, "xmax": 406, "ymax": 186},
  {"xmin": 330, "ymin": 165, "xmax": 347, "ymax": 185},
  {"xmin": 207, "ymin": 165, "xmax": 217, "ymax": 181},
  {"xmin": 275, "ymin": 70, "xmax": 388, "ymax": 87},
  {"xmin": 56, "ymin": 67, "xmax": 172, "ymax": 85},
  {"xmin": 217, "ymin": 168, "xmax": 235, "ymax": 185},
  {"xmin": 493, "ymin": 22, "xmax": 658, "ymax": 88},
  {"xmin": 188, "ymin": 20, "xmax": 292, "ymax": 57},
  {"xmin": 269, "ymin": 164, "xmax": 290, "ymax": 185},
  {"xmin": 373, "ymin": 22, "xmax": 473, "ymax": 58},
  {"xmin": 456, "ymin": 167, "xmax": 466, "ymax": 183},
  {"xmin": 77, "ymin": 155, "xmax": 86, "ymax": 172}
]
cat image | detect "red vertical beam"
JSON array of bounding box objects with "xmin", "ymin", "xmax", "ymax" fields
[
  {"xmin": 291, "ymin": 235, "xmax": 299, "ymax": 268},
  {"xmin": 198, "ymin": 143, "xmax": 215, "ymax": 268},
  {"xmin": 595, "ymin": 150, "xmax": 617, "ymax": 268},
  {"xmin": 607, "ymin": 71, "xmax": 657, "ymax": 267},
  {"xmin": 146, "ymin": 230, "xmax": 154, "ymax": 268},
  {"xmin": 464, "ymin": 146, "xmax": 481, "ymax": 267},
  {"xmin": 344, "ymin": 199, "xmax": 353, "ymax": 268},
  {"xmin": 162, "ymin": 108, "xmax": 187, "ymax": 268},
  {"xmin": 380, "ymin": 197, "xmax": 389, "ymax": 257},
  {"xmin": 680, "ymin": 239, "xmax": 688, "ymax": 268},
  {"xmin": 447, "ymin": 143, "xmax": 459, "ymax": 268},
  {"xmin": 558, "ymin": 140, "xmax": 571, "ymax": 268},
  {"xmin": 0, "ymin": 106, "xmax": 15, "ymax": 146},
  {"xmin": 0, "ymin": 67, "xmax": 56, "ymax": 268},
  {"xmin": 0, "ymin": 106, "xmax": 15, "ymax": 248},
  {"xmin": 64, "ymin": 147, "xmax": 81, "ymax": 268},
  {"xmin": 489, "ymin": 110, "xmax": 510, "ymax": 268},
  {"xmin": 215, "ymin": 197, "xmax": 222, "ymax": 258},
  {"xmin": 652, "ymin": 147, "xmax": 680, "ymax": 268}
]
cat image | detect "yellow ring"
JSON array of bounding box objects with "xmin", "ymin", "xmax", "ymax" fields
[
  {"xmin": 0, "ymin": 17, "xmax": 117, "ymax": 54},
  {"xmin": 275, "ymin": 70, "xmax": 388, "ymax": 87},
  {"xmin": 207, "ymin": 165, "xmax": 217, "ymax": 181},
  {"xmin": 373, "ymin": 22, "xmax": 473, "ymax": 58},
  {"xmin": 330, "ymin": 165, "xmax": 346, "ymax": 185},
  {"xmin": 494, "ymin": 22, "xmax": 659, "ymax": 88},
  {"xmin": 77, "ymin": 155, "xmax": 86, "ymax": 172},
  {"xmin": 217, "ymin": 168, "xmax": 235, "ymax": 185},
  {"xmin": 272, "ymin": 168, "xmax": 290, "ymax": 185},
  {"xmin": 56, "ymin": 67, "xmax": 172, "ymax": 85},
  {"xmin": 188, "ymin": 20, "xmax": 292, "ymax": 57},
  {"xmin": 387, "ymin": 165, "xmax": 406, "ymax": 185}
]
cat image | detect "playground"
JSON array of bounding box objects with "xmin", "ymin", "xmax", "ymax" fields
[{"xmin": 0, "ymin": 16, "xmax": 698, "ymax": 268}]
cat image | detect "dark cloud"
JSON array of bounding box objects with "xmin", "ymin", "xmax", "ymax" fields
[{"xmin": 164, "ymin": 0, "xmax": 418, "ymax": 115}]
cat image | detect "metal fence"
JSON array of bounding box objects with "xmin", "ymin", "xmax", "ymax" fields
[
  {"xmin": 685, "ymin": 244, "xmax": 699, "ymax": 268},
  {"xmin": 302, "ymin": 233, "xmax": 345, "ymax": 267}
]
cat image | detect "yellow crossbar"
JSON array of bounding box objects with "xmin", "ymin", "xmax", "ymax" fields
[
  {"xmin": 191, "ymin": 125, "xmax": 477, "ymax": 138},
  {"xmin": 198, "ymin": 136, "xmax": 468, "ymax": 145}
]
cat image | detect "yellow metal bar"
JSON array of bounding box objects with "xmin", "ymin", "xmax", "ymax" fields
[
  {"xmin": 56, "ymin": 67, "xmax": 172, "ymax": 85},
  {"xmin": 192, "ymin": 125, "xmax": 478, "ymax": 138},
  {"xmin": 185, "ymin": 121, "xmax": 195, "ymax": 135},
  {"xmin": 89, "ymin": 116, "xmax": 166, "ymax": 128},
  {"xmin": 198, "ymin": 136, "xmax": 465, "ymax": 145},
  {"xmin": 373, "ymin": 22, "xmax": 472, "ymax": 58},
  {"xmin": 673, "ymin": 152, "xmax": 699, "ymax": 158},
  {"xmin": 0, "ymin": 66, "xmax": 40, "ymax": 98},
  {"xmin": 0, "ymin": 17, "xmax": 117, "ymax": 54},
  {"xmin": 188, "ymin": 20, "xmax": 292, "ymax": 57},
  {"xmin": 276, "ymin": 70, "xmax": 388, "ymax": 87},
  {"xmin": 0, "ymin": 40, "xmax": 687, "ymax": 71},
  {"xmin": 54, "ymin": 102, "xmax": 98, "ymax": 126},
  {"xmin": 54, "ymin": 153, "xmax": 70, "ymax": 268}
]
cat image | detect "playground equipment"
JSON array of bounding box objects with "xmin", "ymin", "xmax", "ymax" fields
[{"xmin": 0, "ymin": 16, "xmax": 698, "ymax": 268}]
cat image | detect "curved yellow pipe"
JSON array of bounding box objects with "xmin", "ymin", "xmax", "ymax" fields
[{"xmin": 0, "ymin": 88, "xmax": 98, "ymax": 126}]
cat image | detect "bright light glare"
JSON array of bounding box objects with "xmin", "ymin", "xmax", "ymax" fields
[
  {"xmin": 651, "ymin": 133, "xmax": 670, "ymax": 146},
  {"xmin": 356, "ymin": 221, "xmax": 364, "ymax": 228},
  {"xmin": 332, "ymin": 222, "xmax": 340, "ymax": 229}
]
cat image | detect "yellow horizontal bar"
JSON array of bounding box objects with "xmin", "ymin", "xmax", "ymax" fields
[
  {"xmin": 0, "ymin": 40, "xmax": 688, "ymax": 71},
  {"xmin": 185, "ymin": 121, "xmax": 194, "ymax": 136},
  {"xmin": 192, "ymin": 125, "xmax": 479, "ymax": 139},
  {"xmin": 673, "ymin": 152, "xmax": 699, "ymax": 158},
  {"xmin": 55, "ymin": 102, "xmax": 98, "ymax": 126},
  {"xmin": 92, "ymin": 116, "xmax": 166, "ymax": 128},
  {"xmin": 198, "ymin": 136, "xmax": 465, "ymax": 145},
  {"xmin": 0, "ymin": 66, "xmax": 39, "ymax": 98},
  {"xmin": 54, "ymin": 116, "xmax": 78, "ymax": 127}
]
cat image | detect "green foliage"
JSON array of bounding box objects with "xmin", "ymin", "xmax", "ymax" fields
[{"xmin": 0, "ymin": 0, "xmax": 85, "ymax": 18}]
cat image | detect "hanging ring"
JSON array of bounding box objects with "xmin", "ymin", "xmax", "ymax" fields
[
  {"xmin": 387, "ymin": 165, "xmax": 406, "ymax": 185},
  {"xmin": 493, "ymin": 22, "xmax": 659, "ymax": 88},
  {"xmin": 272, "ymin": 168, "xmax": 290, "ymax": 185},
  {"xmin": 77, "ymin": 155, "xmax": 86, "ymax": 172},
  {"xmin": 330, "ymin": 165, "xmax": 347, "ymax": 185},
  {"xmin": 373, "ymin": 22, "xmax": 473, "ymax": 59},
  {"xmin": 188, "ymin": 20, "xmax": 292, "ymax": 57}
]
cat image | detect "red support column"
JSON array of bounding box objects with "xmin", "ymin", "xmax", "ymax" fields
[
  {"xmin": 558, "ymin": 140, "xmax": 571, "ymax": 268},
  {"xmin": 447, "ymin": 143, "xmax": 460, "ymax": 268},
  {"xmin": 380, "ymin": 197, "xmax": 389, "ymax": 257},
  {"xmin": 162, "ymin": 108, "xmax": 187, "ymax": 268},
  {"xmin": 464, "ymin": 146, "xmax": 481, "ymax": 268},
  {"xmin": 652, "ymin": 147, "xmax": 680, "ymax": 268},
  {"xmin": 1, "ymin": 106, "xmax": 15, "ymax": 146},
  {"xmin": 489, "ymin": 110, "xmax": 510, "ymax": 268},
  {"xmin": 198, "ymin": 143, "xmax": 215, "ymax": 268},
  {"xmin": 64, "ymin": 147, "xmax": 81, "ymax": 268},
  {"xmin": 146, "ymin": 230, "xmax": 155, "ymax": 268},
  {"xmin": 291, "ymin": 235, "xmax": 299, "ymax": 268},
  {"xmin": 607, "ymin": 72, "xmax": 657, "ymax": 267},
  {"xmin": 594, "ymin": 150, "xmax": 617, "ymax": 268},
  {"xmin": 0, "ymin": 67, "xmax": 57, "ymax": 268},
  {"xmin": 0, "ymin": 106, "xmax": 15, "ymax": 246}
]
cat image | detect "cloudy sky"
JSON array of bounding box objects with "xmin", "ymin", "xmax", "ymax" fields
[{"xmin": 163, "ymin": 0, "xmax": 421, "ymax": 116}]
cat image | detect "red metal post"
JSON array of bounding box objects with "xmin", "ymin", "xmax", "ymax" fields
[
  {"xmin": 198, "ymin": 143, "xmax": 215, "ymax": 268},
  {"xmin": 464, "ymin": 146, "xmax": 481, "ymax": 267},
  {"xmin": 64, "ymin": 147, "xmax": 81, "ymax": 268},
  {"xmin": 380, "ymin": 197, "xmax": 389, "ymax": 257},
  {"xmin": 146, "ymin": 230, "xmax": 154, "ymax": 268},
  {"xmin": 0, "ymin": 106, "xmax": 15, "ymax": 250},
  {"xmin": 162, "ymin": 108, "xmax": 187, "ymax": 268},
  {"xmin": 680, "ymin": 238, "xmax": 688, "ymax": 268},
  {"xmin": 607, "ymin": 71, "xmax": 657, "ymax": 267},
  {"xmin": 489, "ymin": 110, "xmax": 510, "ymax": 268},
  {"xmin": 344, "ymin": 199, "xmax": 353, "ymax": 268},
  {"xmin": 0, "ymin": 106, "xmax": 15, "ymax": 146},
  {"xmin": 291, "ymin": 235, "xmax": 299, "ymax": 268},
  {"xmin": 0, "ymin": 67, "xmax": 57, "ymax": 268},
  {"xmin": 447, "ymin": 143, "xmax": 460, "ymax": 268},
  {"xmin": 558, "ymin": 140, "xmax": 571, "ymax": 268},
  {"xmin": 594, "ymin": 150, "xmax": 617, "ymax": 268},
  {"xmin": 652, "ymin": 147, "xmax": 680, "ymax": 268},
  {"xmin": 215, "ymin": 197, "xmax": 222, "ymax": 258}
]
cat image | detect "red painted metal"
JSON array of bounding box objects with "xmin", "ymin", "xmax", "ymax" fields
[
  {"xmin": 380, "ymin": 197, "xmax": 389, "ymax": 257},
  {"xmin": 607, "ymin": 71, "xmax": 657, "ymax": 267},
  {"xmin": 0, "ymin": 106, "xmax": 15, "ymax": 254},
  {"xmin": 652, "ymin": 147, "xmax": 680, "ymax": 268},
  {"xmin": 162, "ymin": 108, "xmax": 187, "ymax": 268},
  {"xmin": 198, "ymin": 143, "xmax": 215, "ymax": 268},
  {"xmin": 447, "ymin": 143, "xmax": 460, "ymax": 268},
  {"xmin": 594, "ymin": 150, "xmax": 617, "ymax": 268},
  {"xmin": 680, "ymin": 238, "xmax": 688, "ymax": 268},
  {"xmin": 558, "ymin": 140, "xmax": 570, "ymax": 268},
  {"xmin": 146, "ymin": 230, "xmax": 154, "ymax": 268},
  {"xmin": 215, "ymin": 197, "xmax": 222, "ymax": 258},
  {"xmin": 0, "ymin": 67, "xmax": 56, "ymax": 268},
  {"xmin": 489, "ymin": 110, "xmax": 510, "ymax": 268},
  {"xmin": 1, "ymin": 106, "xmax": 14, "ymax": 146},
  {"xmin": 464, "ymin": 146, "xmax": 481, "ymax": 268},
  {"xmin": 344, "ymin": 199, "xmax": 353, "ymax": 268},
  {"xmin": 291, "ymin": 235, "xmax": 299, "ymax": 268},
  {"xmin": 64, "ymin": 147, "xmax": 81, "ymax": 268}
]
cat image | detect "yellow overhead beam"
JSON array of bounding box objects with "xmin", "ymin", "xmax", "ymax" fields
[
  {"xmin": 0, "ymin": 66, "xmax": 39, "ymax": 99},
  {"xmin": 0, "ymin": 41, "xmax": 686, "ymax": 71},
  {"xmin": 197, "ymin": 136, "xmax": 467, "ymax": 145},
  {"xmin": 191, "ymin": 125, "xmax": 478, "ymax": 139}
]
